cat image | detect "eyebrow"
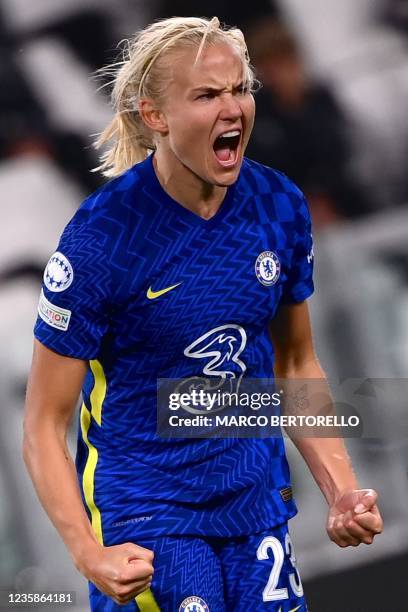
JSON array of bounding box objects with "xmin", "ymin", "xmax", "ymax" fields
[{"xmin": 191, "ymin": 82, "xmax": 245, "ymax": 93}]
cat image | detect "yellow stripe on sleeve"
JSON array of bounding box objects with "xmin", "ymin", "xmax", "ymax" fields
[
  {"xmin": 80, "ymin": 402, "xmax": 103, "ymax": 544},
  {"xmin": 82, "ymin": 360, "xmax": 160, "ymax": 610},
  {"xmin": 89, "ymin": 359, "xmax": 107, "ymax": 426},
  {"xmin": 135, "ymin": 589, "xmax": 161, "ymax": 612}
]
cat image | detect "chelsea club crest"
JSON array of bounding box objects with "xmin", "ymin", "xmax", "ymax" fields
[
  {"xmin": 179, "ymin": 595, "xmax": 209, "ymax": 612},
  {"xmin": 255, "ymin": 251, "xmax": 281, "ymax": 286}
]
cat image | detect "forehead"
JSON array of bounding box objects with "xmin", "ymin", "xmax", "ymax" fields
[{"xmin": 169, "ymin": 42, "xmax": 245, "ymax": 90}]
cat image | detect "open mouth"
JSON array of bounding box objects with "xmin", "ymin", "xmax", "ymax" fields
[{"xmin": 213, "ymin": 130, "xmax": 241, "ymax": 166}]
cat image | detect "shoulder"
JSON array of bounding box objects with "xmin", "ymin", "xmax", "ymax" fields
[
  {"xmin": 61, "ymin": 161, "xmax": 147, "ymax": 246},
  {"xmin": 70, "ymin": 162, "xmax": 145, "ymax": 226},
  {"xmin": 240, "ymin": 157, "xmax": 304, "ymax": 199},
  {"xmin": 239, "ymin": 158, "xmax": 310, "ymax": 223}
]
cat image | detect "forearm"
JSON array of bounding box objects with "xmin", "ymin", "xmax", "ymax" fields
[
  {"xmin": 292, "ymin": 437, "xmax": 358, "ymax": 506},
  {"xmin": 270, "ymin": 303, "xmax": 383, "ymax": 546},
  {"xmin": 23, "ymin": 424, "xmax": 100, "ymax": 566},
  {"xmin": 278, "ymin": 356, "xmax": 359, "ymax": 505}
]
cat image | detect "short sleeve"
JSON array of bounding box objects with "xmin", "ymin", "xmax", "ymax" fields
[
  {"xmin": 281, "ymin": 195, "xmax": 314, "ymax": 304},
  {"xmin": 34, "ymin": 220, "xmax": 112, "ymax": 360}
]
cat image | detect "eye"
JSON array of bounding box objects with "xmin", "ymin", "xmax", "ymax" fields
[
  {"xmin": 235, "ymin": 84, "xmax": 249, "ymax": 96},
  {"xmin": 197, "ymin": 91, "xmax": 216, "ymax": 100}
]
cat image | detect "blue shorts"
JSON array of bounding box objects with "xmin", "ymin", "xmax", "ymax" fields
[{"xmin": 89, "ymin": 522, "xmax": 307, "ymax": 611}]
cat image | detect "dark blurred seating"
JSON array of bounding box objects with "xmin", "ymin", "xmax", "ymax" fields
[
  {"xmin": 0, "ymin": 262, "xmax": 43, "ymax": 285},
  {"xmin": 21, "ymin": 9, "xmax": 115, "ymax": 70},
  {"xmin": 155, "ymin": 0, "xmax": 281, "ymax": 31},
  {"xmin": 0, "ymin": 8, "xmax": 49, "ymax": 160},
  {"xmin": 0, "ymin": 7, "xmax": 105, "ymax": 195},
  {"xmin": 245, "ymin": 19, "xmax": 372, "ymax": 227},
  {"xmin": 381, "ymin": 0, "xmax": 408, "ymax": 35}
]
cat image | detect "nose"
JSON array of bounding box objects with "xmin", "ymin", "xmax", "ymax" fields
[{"xmin": 219, "ymin": 92, "xmax": 243, "ymax": 121}]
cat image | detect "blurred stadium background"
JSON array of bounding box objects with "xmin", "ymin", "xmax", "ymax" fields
[{"xmin": 1, "ymin": 0, "xmax": 407, "ymax": 610}]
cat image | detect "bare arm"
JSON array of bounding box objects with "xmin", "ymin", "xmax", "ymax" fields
[
  {"xmin": 23, "ymin": 340, "xmax": 154, "ymax": 604},
  {"xmin": 269, "ymin": 302, "xmax": 383, "ymax": 546}
]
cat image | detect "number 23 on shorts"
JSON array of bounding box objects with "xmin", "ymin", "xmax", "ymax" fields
[{"xmin": 257, "ymin": 533, "xmax": 304, "ymax": 604}]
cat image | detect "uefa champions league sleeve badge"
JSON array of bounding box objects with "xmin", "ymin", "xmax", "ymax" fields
[
  {"xmin": 255, "ymin": 251, "xmax": 281, "ymax": 286},
  {"xmin": 43, "ymin": 251, "xmax": 74, "ymax": 292}
]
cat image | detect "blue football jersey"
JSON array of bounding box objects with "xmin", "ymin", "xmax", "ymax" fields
[{"xmin": 34, "ymin": 154, "xmax": 314, "ymax": 545}]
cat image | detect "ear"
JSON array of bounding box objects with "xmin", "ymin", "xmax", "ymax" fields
[{"xmin": 138, "ymin": 98, "xmax": 168, "ymax": 135}]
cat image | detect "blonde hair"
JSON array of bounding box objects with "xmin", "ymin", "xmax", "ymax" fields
[{"xmin": 94, "ymin": 16, "xmax": 257, "ymax": 177}]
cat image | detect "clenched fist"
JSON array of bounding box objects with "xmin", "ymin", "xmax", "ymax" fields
[
  {"xmin": 327, "ymin": 489, "xmax": 383, "ymax": 548},
  {"xmin": 77, "ymin": 541, "xmax": 154, "ymax": 605}
]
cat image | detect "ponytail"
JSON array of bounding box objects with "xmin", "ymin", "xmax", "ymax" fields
[{"xmin": 94, "ymin": 110, "xmax": 153, "ymax": 177}]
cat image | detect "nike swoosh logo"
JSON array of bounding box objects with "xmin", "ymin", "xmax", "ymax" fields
[
  {"xmin": 278, "ymin": 606, "xmax": 302, "ymax": 612},
  {"xmin": 146, "ymin": 282, "xmax": 182, "ymax": 300}
]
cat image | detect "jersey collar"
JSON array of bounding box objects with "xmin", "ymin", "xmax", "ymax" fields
[{"xmin": 139, "ymin": 153, "xmax": 237, "ymax": 230}]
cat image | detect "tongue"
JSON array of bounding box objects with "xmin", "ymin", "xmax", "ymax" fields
[{"xmin": 215, "ymin": 147, "xmax": 231, "ymax": 162}]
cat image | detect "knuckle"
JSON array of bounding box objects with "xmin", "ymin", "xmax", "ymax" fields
[
  {"xmin": 111, "ymin": 571, "xmax": 121, "ymax": 583},
  {"xmin": 115, "ymin": 585, "xmax": 131, "ymax": 598},
  {"xmin": 141, "ymin": 561, "xmax": 154, "ymax": 575},
  {"xmin": 116, "ymin": 572, "xmax": 125, "ymax": 584},
  {"xmin": 328, "ymin": 531, "xmax": 337, "ymax": 543}
]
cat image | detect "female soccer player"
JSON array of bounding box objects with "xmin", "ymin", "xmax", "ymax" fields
[{"xmin": 24, "ymin": 16, "xmax": 383, "ymax": 612}]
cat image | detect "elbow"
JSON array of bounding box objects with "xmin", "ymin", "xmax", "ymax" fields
[
  {"xmin": 22, "ymin": 420, "xmax": 35, "ymax": 468},
  {"xmin": 22, "ymin": 414, "xmax": 42, "ymax": 469},
  {"xmin": 22, "ymin": 412, "xmax": 67, "ymax": 468}
]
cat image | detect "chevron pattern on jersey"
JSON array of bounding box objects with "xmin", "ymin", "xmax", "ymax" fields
[{"xmin": 35, "ymin": 154, "xmax": 314, "ymax": 541}]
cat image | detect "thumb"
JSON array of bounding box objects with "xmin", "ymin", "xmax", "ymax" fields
[
  {"xmin": 125, "ymin": 543, "xmax": 154, "ymax": 563},
  {"xmin": 354, "ymin": 489, "xmax": 378, "ymax": 514},
  {"xmin": 122, "ymin": 557, "xmax": 153, "ymax": 582}
]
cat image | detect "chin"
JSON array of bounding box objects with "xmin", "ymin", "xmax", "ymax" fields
[
  {"xmin": 210, "ymin": 157, "xmax": 243, "ymax": 186},
  {"xmin": 212, "ymin": 166, "xmax": 242, "ymax": 187},
  {"xmin": 213, "ymin": 175, "xmax": 238, "ymax": 187}
]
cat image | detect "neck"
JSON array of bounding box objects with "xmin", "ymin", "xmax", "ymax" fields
[{"xmin": 153, "ymin": 148, "xmax": 228, "ymax": 220}]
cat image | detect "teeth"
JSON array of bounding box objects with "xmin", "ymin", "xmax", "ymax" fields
[{"xmin": 219, "ymin": 130, "xmax": 240, "ymax": 138}]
